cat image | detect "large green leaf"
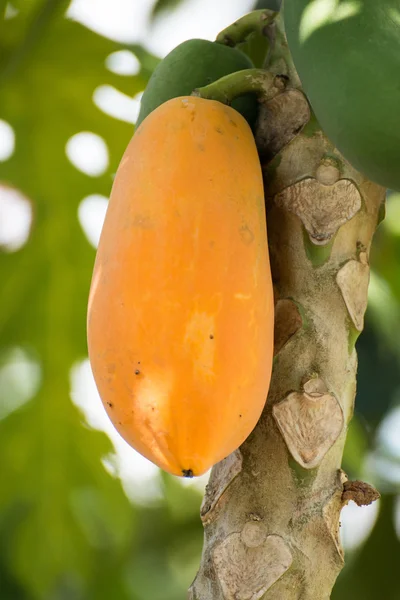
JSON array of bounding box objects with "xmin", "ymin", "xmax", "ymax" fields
[{"xmin": 0, "ymin": 5, "xmax": 158, "ymax": 598}]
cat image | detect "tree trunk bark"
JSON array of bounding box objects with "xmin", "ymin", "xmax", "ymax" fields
[{"xmin": 189, "ymin": 19, "xmax": 384, "ymax": 600}]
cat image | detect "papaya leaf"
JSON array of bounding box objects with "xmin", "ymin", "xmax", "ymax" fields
[
  {"xmin": 0, "ymin": 0, "xmax": 71, "ymax": 73},
  {"xmin": 151, "ymin": 0, "xmax": 186, "ymax": 20},
  {"xmin": 0, "ymin": 8, "xmax": 157, "ymax": 599}
]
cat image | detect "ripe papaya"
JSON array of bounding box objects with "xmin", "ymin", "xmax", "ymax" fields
[
  {"xmin": 136, "ymin": 39, "xmax": 258, "ymax": 130},
  {"xmin": 87, "ymin": 96, "xmax": 274, "ymax": 477},
  {"xmin": 284, "ymin": 0, "xmax": 400, "ymax": 190}
]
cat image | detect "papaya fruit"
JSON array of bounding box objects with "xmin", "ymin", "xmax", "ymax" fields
[
  {"xmin": 284, "ymin": 0, "xmax": 400, "ymax": 190},
  {"xmin": 87, "ymin": 96, "xmax": 274, "ymax": 477},
  {"xmin": 136, "ymin": 39, "xmax": 258, "ymax": 130}
]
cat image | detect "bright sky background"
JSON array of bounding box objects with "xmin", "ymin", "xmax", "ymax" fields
[{"xmin": 1, "ymin": 0, "xmax": 398, "ymax": 549}]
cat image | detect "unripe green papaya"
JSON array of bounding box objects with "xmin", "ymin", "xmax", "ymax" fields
[
  {"xmin": 136, "ymin": 39, "xmax": 258, "ymax": 129},
  {"xmin": 284, "ymin": 0, "xmax": 400, "ymax": 190}
]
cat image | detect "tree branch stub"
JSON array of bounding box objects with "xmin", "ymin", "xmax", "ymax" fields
[{"xmin": 342, "ymin": 480, "xmax": 380, "ymax": 507}]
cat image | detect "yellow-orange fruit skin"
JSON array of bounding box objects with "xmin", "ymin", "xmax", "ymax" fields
[{"xmin": 87, "ymin": 96, "xmax": 274, "ymax": 477}]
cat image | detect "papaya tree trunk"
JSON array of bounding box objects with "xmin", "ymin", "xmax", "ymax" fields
[{"xmin": 189, "ymin": 20, "xmax": 383, "ymax": 600}]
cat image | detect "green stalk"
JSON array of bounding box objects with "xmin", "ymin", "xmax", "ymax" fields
[
  {"xmin": 216, "ymin": 9, "xmax": 278, "ymax": 47},
  {"xmin": 193, "ymin": 68, "xmax": 287, "ymax": 105}
]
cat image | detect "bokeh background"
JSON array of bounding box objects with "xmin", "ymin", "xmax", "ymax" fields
[{"xmin": 1, "ymin": 1, "xmax": 399, "ymax": 598}]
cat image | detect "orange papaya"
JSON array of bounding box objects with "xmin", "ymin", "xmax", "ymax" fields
[{"xmin": 87, "ymin": 96, "xmax": 274, "ymax": 477}]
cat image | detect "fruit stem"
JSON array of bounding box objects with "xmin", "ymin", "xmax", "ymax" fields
[
  {"xmin": 193, "ymin": 68, "xmax": 287, "ymax": 105},
  {"xmin": 215, "ymin": 9, "xmax": 278, "ymax": 47}
]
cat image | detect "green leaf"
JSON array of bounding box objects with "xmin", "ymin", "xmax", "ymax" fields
[
  {"xmin": 0, "ymin": 7, "xmax": 157, "ymax": 598},
  {"xmin": 151, "ymin": 0, "xmax": 186, "ymax": 20}
]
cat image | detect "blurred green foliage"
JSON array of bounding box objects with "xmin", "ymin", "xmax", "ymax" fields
[
  {"xmin": 151, "ymin": 0, "xmax": 186, "ymax": 20},
  {"xmin": 333, "ymin": 495, "xmax": 400, "ymax": 600},
  {"xmin": 255, "ymin": 0, "xmax": 282, "ymax": 10},
  {"xmin": 0, "ymin": 1, "xmax": 399, "ymax": 599}
]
